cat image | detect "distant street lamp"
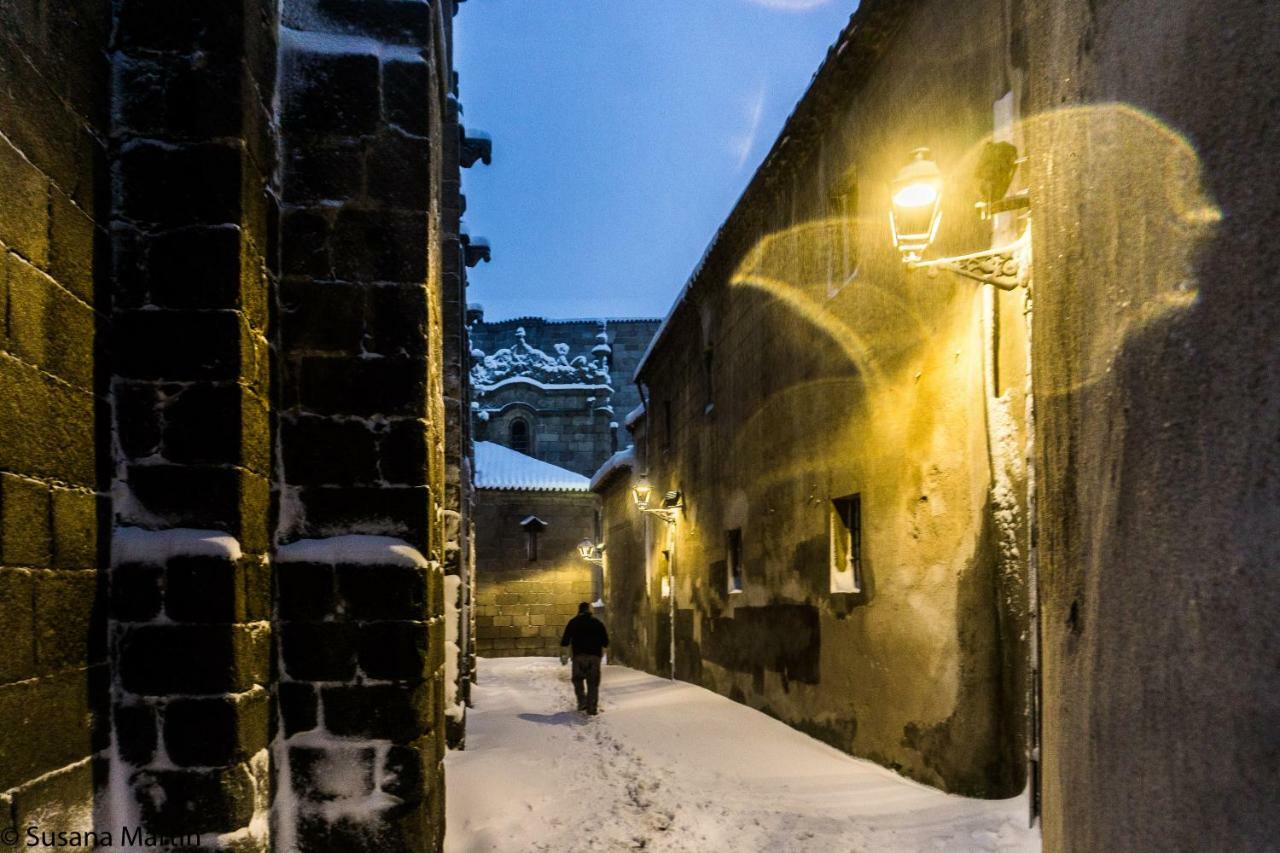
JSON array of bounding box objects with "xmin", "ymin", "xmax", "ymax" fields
[
  {"xmin": 577, "ymin": 538, "xmax": 605, "ymax": 565},
  {"xmin": 632, "ymin": 479, "xmax": 683, "ymax": 680},
  {"xmin": 889, "ymin": 144, "xmax": 1030, "ymax": 290}
]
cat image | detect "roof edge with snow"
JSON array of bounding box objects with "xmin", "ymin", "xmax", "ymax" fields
[
  {"xmin": 589, "ymin": 446, "xmax": 637, "ymax": 493},
  {"xmin": 632, "ymin": 0, "xmax": 907, "ymax": 383}
]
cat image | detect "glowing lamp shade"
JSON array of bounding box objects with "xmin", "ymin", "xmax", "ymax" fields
[
  {"xmin": 889, "ymin": 147, "xmax": 943, "ymax": 261},
  {"xmin": 577, "ymin": 539, "xmax": 596, "ymax": 559},
  {"xmin": 632, "ymin": 482, "xmax": 653, "ymax": 510}
]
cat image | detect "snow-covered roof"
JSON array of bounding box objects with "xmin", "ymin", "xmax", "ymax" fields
[
  {"xmin": 474, "ymin": 441, "xmax": 590, "ymax": 492},
  {"xmin": 623, "ymin": 403, "xmax": 646, "ymax": 428},
  {"xmin": 589, "ymin": 446, "xmax": 636, "ymax": 492}
]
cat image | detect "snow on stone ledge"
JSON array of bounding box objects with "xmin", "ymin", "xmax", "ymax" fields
[
  {"xmin": 276, "ymin": 535, "xmax": 429, "ymax": 568},
  {"xmin": 623, "ymin": 403, "xmax": 645, "ymax": 427},
  {"xmin": 589, "ymin": 446, "xmax": 636, "ymax": 493},
  {"xmin": 474, "ymin": 441, "xmax": 590, "ymax": 492},
  {"xmin": 112, "ymin": 527, "xmax": 242, "ymax": 565}
]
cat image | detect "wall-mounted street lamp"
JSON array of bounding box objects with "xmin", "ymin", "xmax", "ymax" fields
[
  {"xmin": 631, "ymin": 479, "xmax": 682, "ymax": 680},
  {"xmin": 577, "ymin": 538, "xmax": 605, "ymax": 566},
  {"xmin": 889, "ymin": 144, "xmax": 1029, "ymax": 290},
  {"xmin": 632, "ymin": 483, "xmax": 683, "ymax": 522}
]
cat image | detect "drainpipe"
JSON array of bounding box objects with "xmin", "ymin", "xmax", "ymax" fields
[
  {"xmin": 668, "ymin": 519, "xmax": 676, "ymax": 680},
  {"xmin": 1023, "ymin": 255, "xmax": 1041, "ymax": 827}
]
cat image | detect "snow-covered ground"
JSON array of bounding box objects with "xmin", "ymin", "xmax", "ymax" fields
[{"xmin": 445, "ymin": 658, "xmax": 1040, "ymax": 853}]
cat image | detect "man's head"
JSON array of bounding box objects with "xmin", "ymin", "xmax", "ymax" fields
[{"xmin": 578, "ymin": 602, "xmax": 591, "ymax": 615}]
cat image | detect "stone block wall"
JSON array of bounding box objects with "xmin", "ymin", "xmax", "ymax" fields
[
  {"xmin": 1, "ymin": 0, "xmax": 468, "ymax": 848},
  {"xmin": 275, "ymin": 538, "xmax": 440, "ymax": 850},
  {"xmin": 272, "ymin": 0, "xmax": 456, "ymax": 847},
  {"xmin": 106, "ymin": 0, "xmax": 279, "ymax": 844},
  {"xmin": 108, "ymin": 531, "xmax": 271, "ymax": 844},
  {"xmin": 441, "ymin": 71, "xmax": 478, "ymax": 750},
  {"xmin": 0, "ymin": 0, "xmax": 111, "ymax": 836},
  {"xmin": 277, "ymin": 12, "xmax": 437, "ymax": 548},
  {"xmin": 473, "ymin": 490, "xmax": 598, "ymax": 658},
  {"xmin": 476, "ymin": 383, "xmax": 616, "ymax": 477}
]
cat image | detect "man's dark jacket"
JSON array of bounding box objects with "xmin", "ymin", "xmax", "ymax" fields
[{"xmin": 560, "ymin": 613, "xmax": 609, "ymax": 657}]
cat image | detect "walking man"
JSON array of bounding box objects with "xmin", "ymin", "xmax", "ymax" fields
[{"xmin": 559, "ymin": 602, "xmax": 609, "ymax": 715}]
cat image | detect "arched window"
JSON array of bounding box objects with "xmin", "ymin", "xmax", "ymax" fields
[{"xmin": 510, "ymin": 418, "xmax": 531, "ymax": 453}]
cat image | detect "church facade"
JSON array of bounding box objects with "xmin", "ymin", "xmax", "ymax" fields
[{"xmin": 468, "ymin": 309, "xmax": 660, "ymax": 476}]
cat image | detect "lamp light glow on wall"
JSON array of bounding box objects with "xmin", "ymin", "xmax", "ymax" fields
[
  {"xmin": 889, "ymin": 143, "xmax": 1029, "ymax": 290},
  {"xmin": 631, "ymin": 476, "xmax": 682, "ymax": 680}
]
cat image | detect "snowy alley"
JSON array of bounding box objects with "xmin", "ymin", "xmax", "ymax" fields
[{"xmin": 445, "ymin": 659, "xmax": 1040, "ymax": 852}]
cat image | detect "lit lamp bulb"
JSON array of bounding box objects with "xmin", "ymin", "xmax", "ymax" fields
[
  {"xmin": 889, "ymin": 147, "xmax": 943, "ymax": 262},
  {"xmin": 577, "ymin": 539, "xmax": 596, "ymax": 559},
  {"xmin": 632, "ymin": 482, "xmax": 652, "ymax": 511}
]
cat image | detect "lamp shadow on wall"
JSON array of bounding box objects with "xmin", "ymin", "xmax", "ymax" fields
[{"xmin": 1018, "ymin": 103, "xmax": 1221, "ymax": 401}]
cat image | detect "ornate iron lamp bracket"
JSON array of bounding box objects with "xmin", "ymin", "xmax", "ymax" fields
[{"xmin": 906, "ymin": 232, "xmax": 1028, "ymax": 291}]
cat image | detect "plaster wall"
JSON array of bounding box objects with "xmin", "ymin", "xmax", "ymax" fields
[
  {"xmin": 608, "ymin": 0, "xmax": 1032, "ymax": 797},
  {"xmin": 1024, "ymin": 1, "xmax": 1280, "ymax": 848}
]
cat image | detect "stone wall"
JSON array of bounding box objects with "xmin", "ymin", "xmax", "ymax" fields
[
  {"xmin": 273, "ymin": 0, "xmax": 455, "ymax": 847},
  {"xmin": 594, "ymin": 463, "xmax": 652, "ymax": 674},
  {"xmin": 1024, "ymin": 1, "xmax": 1280, "ymax": 849},
  {"xmin": 0, "ymin": 0, "xmax": 110, "ymax": 834},
  {"xmin": 0, "ymin": 0, "xmax": 469, "ymax": 849},
  {"xmin": 473, "ymin": 490, "xmax": 598, "ymax": 658},
  {"xmin": 440, "ymin": 63, "xmax": 477, "ymax": 751},
  {"xmin": 599, "ymin": 0, "xmax": 1032, "ymax": 799},
  {"xmin": 107, "ymin": 0, "xmax": 279, "ymax": 843}
]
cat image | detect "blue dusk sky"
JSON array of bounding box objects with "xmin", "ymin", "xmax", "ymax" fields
[{"xmin": 454, "ymin": 1, "xmax": 859, "ymax": 321}]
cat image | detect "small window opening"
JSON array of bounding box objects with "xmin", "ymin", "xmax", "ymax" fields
[
  {"xmin": 520, "ymin": 515, "xmax": 547, "ymax": 562},
  {"xmin": 827, "ymin": 168, "xmax": 859, "ymax": 295},
  {"xmin": 830, "ymin": 494, "xmax": 863, "ymax": 593},
  {"xmin": 663, "ymin": 400, "xmax": 673, "ymax": 451},
  {"xmin": 510, "ymin": 418, "xmax": 531, "ymax": 453},
  {"xmin": 726, "ymin": 528, "xmax": 744, "ymax": 594}
]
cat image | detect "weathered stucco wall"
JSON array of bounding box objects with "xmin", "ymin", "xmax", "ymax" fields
[
  {"xmin": 1025, "ymin": 1, "xmax": 1280, "ymax": 849},
  {"xmin": 596, "ymin": 465, "xmax": 654, "ymax": 674},
  {"xmin": 474, "ymin": 490, "xmax": 598, "ymax": 658},
  {"xmin": 604, "ymin": 0, "xmax": 1032, "ymax": 798}
]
